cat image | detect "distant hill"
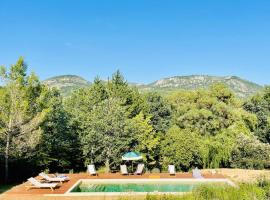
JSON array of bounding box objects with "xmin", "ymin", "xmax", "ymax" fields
[
  {"xmin": 138, "ymin": 75, "xmax": 262, "ymax": 98},
  {"xmin": 43, "ymin": 75, "xmax": 263, "ymax": 98},
  {"xmin": 43, "ymin": 75, "xmax": 90, "ymax": 96}
]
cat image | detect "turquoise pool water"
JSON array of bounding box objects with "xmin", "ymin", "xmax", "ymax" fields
[{"xmin": 71, "ymin": 182, "xmax": 199, "ymax": 193}]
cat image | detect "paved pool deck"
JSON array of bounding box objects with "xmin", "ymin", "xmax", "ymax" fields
[{"xmin": 0, "ymin": 172, "xmax": 225, "ymax": 200}]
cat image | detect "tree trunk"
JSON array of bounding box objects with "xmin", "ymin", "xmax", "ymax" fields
[
  {"xmin": 5, "ymin": 132, "xmax": 10, "ymax": 183},
  {"xmin": 105, "ymin": 158, "xmax": 110, "ymax": 173},
  {"xmin": 5, "ymin": 117, "xmax": 13, "ymax": 183}
]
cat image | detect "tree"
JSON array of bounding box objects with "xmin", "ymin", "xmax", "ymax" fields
[
  {"xmin": 202, "ymin": 131, "xmax": 235, "ymax": 168},
  {"xmin": 166, "ymin": 84, "xmax": 258, "ymax": 169},
  {"xmin": 80, "ymin": 98, "xmax": 133, "ymax": 172},
  {"xmin": 243, "ymin": 87, "xmax": 270, "ymax": 143},
  {"xmin": 128, "ymin": 112, "xmax": 160, "ymax": 169},
  {"xmin": 161, "ymin": 126, "xmax": 203, "ymax": 171},
  {"xmin": 231, "ymin": 134, "xmax": 270, "ymax": 169},
  {"xmin": 64, "ymin": 71, "xmax": 147, "ymax": 171},
  {"xmin": 167, "ymin": 84, "xmax": 256, "ymax": 136},
  {"xmin": 108, "ymin": 70, "xmax": 145, "ymax": 118},
  {"xmin": 0, "ymin": 57, "xmax": 49, "ymax": 182},
  {"xmin": 35, "ymin": 88, "xmax": 82, "ymax": 172},
  {"xmin": 143, "ymin": 92, "xmax": 172, "ymax": 133}
]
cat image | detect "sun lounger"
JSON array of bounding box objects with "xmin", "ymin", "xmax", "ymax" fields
[
  {"xmin": 27, "ymin": 177, "xmax": 58, "ymax": 191},
  {"xmin": 168, "ymin": 165, "xmax": 176, "ymax": 175},
  {"xmin": 120, "ymin": 165, "xmax": 129, "ymax": 175},
  {"xmin": 39, "ymin": 172, "xmax": 69, "ymax": 183},
  {"xmin": 87, "ymin": 164, "xmax": 98, "ymax": 176},
  {"xmin": 192, "ymin": 167, "xmax": 204, "ymax": 179},
  {"xmin": 134, "ymin": 163, "xmax": 144, "ymax": 175}
]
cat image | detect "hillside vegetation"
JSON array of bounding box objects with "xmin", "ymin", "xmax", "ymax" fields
[
  {"xmin": 43, "ymin": 75, "xmax": 90, "ymax": 96},
  {"xmin": 43, "ymin": 74, "xmax": 262, "ymax": 98},
  {"xmin": 1, "ymin": 58, "xmax": 270, "ymax": 185}
]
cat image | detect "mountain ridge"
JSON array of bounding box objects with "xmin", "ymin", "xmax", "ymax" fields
[{"xmin": 43, "ymin": 74, "xmax": 263, "ymax": 97}]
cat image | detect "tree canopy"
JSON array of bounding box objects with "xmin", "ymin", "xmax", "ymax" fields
[{"xmin": 1, "ymin": 58, "xmax": 270, "ymax": 183}]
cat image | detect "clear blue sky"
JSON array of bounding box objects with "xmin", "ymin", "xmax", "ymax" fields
[{"xmin": 0, "ymin": 0, "xmax": 270, "ymax": 85}]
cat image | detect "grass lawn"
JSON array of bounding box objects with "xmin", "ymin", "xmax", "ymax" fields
[{"xmin": 0, "ymin": 184, "xmax": 17, "ymax": 194}]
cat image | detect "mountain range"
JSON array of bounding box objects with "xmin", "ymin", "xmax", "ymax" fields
[{"xmin": 43, "ymin": 75, "xmax": 263, "ymax": 98}]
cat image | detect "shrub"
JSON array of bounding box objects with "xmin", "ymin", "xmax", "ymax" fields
[
  {"xmin": 231, "ymin": 134, "xmax": 270, "ymax": 169},
  {"xmin": 122, "ymin": 183, "xmax": 266, "ymax": 200},
  {"xmin": 151, "ymin": 168, "xmax": 161, "ymax": 173},
  {"xmin": 257, "ymin": 176, "xmax": 270, "ymax": 199}
]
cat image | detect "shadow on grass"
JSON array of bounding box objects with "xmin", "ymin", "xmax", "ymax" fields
[{"xmin": 0, "ymin": 184, "xmax": 16, "ymax": 194}]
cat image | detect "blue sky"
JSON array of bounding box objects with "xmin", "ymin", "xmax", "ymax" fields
[{"xmin": 0, "ymin": 0, "xmax": 270, "ymax": 85}]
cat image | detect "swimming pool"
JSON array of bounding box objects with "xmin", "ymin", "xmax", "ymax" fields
[{"xmin": 66, "ymin": 179, "xmax": 234, "ymax": 195}]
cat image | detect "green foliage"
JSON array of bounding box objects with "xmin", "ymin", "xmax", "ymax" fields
[
  {"xmin": 43, "ymin": 75, "xmax": 90, "ymax": 97},
  {"xmin": 35, "ymin": 88, "xmax": 82, "ymax": 172},
  {"xmin": 231, "ymin": 134, "xmax": 270, "ymax": 169},
  {"xmin": 128, "ymin": 112, "xmax": 160, "ymax": 168},
  {"xmin": 80, "ymin": 98, "xmax": 133, "ymax": 170},
  {"xmin": 65, "ymin": 72, "xmax": 146, "ymax": 171},
  {"xmin": 244, "ymin": 87, "xmax": 270, "ymax": 143},
  {"xmin": 257, "ymin": 176, "xmax": 270, "ymax": 198},
  {"xmin": 0, "ymin": 58, "xmax": 51, "ymax": 182},
  {"xmin": 168, "ymin": 85, "xmax": 255, "ymax": 136},
  {"xmin": 1, "ymin": 58, "xmax": 270, "ymax": 184},
  {"xmin": 192, "ymin": 184, "xmax": 266, "ymax": 200},
  {"xmin": 164, "ymin": 84, "xmax": 258, "ymax": 169},
  {"xmin": 202, "ymin": 132, "xmax": 235, "ymax": 168},
  {"xmin": 142, "ymin": 183, "xmax": 266, "ymax": 200},
  {"xmin": 161, "ymin": 126, "xmax": 202, "ymax": 171},
  {"xmin": 143, "ymin": 92, "xmax": 172, "ymax": 133}
]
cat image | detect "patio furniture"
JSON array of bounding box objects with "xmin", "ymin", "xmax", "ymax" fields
[
  {"xmin": 134, "ymin": 163, "xmax": 144, "ymax": 175},
  {"xmin": 39, "ymin": 172, "xmax": 69, "ymax": 183},
  {"xmin": 122, "ymin": 152, "xmax": 143, "ymax": 172},
  {"xmin": 168, "ymin": 165, "xmax": 176, "ymax": 176},
  {"xmin": 120, "ymin": 165, "xmax": 129, "ymax": 175},
  {"xmin": 192, "ymin": 167, "xmax": 204, "ymax": 179},
  {"xmin": 26, "ymin": 177, "xmax": 58, "ymax": 191},
  {"xmin": 87, "ymin": 164, "xmax": 98, "ymax": 176}
]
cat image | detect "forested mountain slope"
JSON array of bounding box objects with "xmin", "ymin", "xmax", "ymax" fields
[{"xmin": 43, "ymin": 75, "xmax": 262, "ymax": 97}]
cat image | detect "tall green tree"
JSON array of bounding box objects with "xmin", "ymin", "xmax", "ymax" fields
[
  {"xmin": 231, "ymin": 134, "xmax": 270, "ymax": 169},
  {"xmin": 80, "ymin": 98, "xmax": 133, "ymax": 172},
  {"xmin": 0, "ymin": 57, "xmax": 49, "ymax": 182},
  {"xmin": 161, "ymin": 126, "xmax": 203, "ymax": 171},
  {"xmin": 143, "ymin": 92, "xmax": 172, "ymax": 133},
  {"xmin": 35, "ymin": 88, "xmax": 82, "ymax": 172},
  {"xmin": 128, "ymin": 112, "xmax": 160, "ymax": 169},
  {"xmin": 167, "ymin": 84, "xmax": 256, "ymax": 136},
  {"xmin": 243, "ymin": 87, "xmax": 270, "ymax": 143}
]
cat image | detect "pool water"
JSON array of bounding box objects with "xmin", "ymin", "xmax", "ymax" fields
[{"xmin": 71, "ymin": 183, "xmax": 199, "ymax": 193}]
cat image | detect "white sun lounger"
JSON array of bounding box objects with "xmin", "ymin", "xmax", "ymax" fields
[
  {"xmin": 168, "ymin": 165, "xmax": 176, "ymax": 175},
  {"xmin": 39, "ymin": 172, "xmax": 69, "ymax": 183},
  {"xmin": 87, "ymin": 164, "xmax": 98, "ymax": 176},
  {"xmin": 27, "ymin": 177, "xmax": 58, "ymax": 191},
  {"xmin": 120, "ymin": 165, "xmax": 129, "ymax": 175},
  {"xmin": 192, "ymin": 167, "xmax": 204, "ymax": 179},
  {"xmin": 134, "ymin": 163, "xmax": 144, "ymax": 175}
]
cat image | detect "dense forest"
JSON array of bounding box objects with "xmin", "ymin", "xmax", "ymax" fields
[{"xmin": 1, "ymin": 58, "xmax": 270, "ymax": 183}]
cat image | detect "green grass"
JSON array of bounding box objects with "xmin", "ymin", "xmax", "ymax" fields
[
  {"xmin": 0, "ymin": 184, "xmax": 16, "ymax": 194},
  {"xmin": 119, "ymin": 181, "xmax": 270, "ymax": 200}
]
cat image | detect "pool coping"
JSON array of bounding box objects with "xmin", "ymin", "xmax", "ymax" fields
[{"xmin": 45, "ymin": 178, "xmax": 236, "ymax": 196}]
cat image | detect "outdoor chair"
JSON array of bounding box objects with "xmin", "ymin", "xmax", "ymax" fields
[
  {"xmin": 39, "ymin": 172, "xmax": 69, "ymax": 183},
  {"xmin": 87, "ymin": 164, "xmax": 98, "ymax": 176},
  {"xmin": 120, "ymin": 165, "xmax": 129, "ymax": 175},
  {"xmin": 168, "ymin": 165, "xmax": 176, "ymax": 175},
  {"xmin": 26, "ymin": 177, "xmax": 58, "ymax": 191},
  {"xmin": 192, "ymin": 167, "xmax": 204, "ymax": 179},
  {"xmin": 134, "ymin": 163, "xmax": 144, "ymax": 175}
]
